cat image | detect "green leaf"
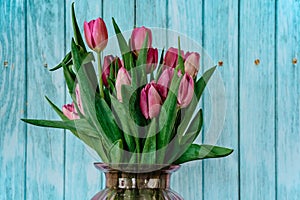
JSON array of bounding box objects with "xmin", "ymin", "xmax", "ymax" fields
[
  {"xmin": 71, "ymin": 2, "xmax": 86, "ymax": 51},
  {"xmin": 195, "ymin": 65, "xmax": 217, "ymax": 100},
  {"xmin": 134, "ymin": 33, "xmax": 149, "ymax": 86},
  {"xmin": 156, "ymin": 74, "xmax": 181, "ymax": 163},
  {"xmin": 141, "ymin": 118, "xmax": 157, "ymax": 164},
  {"xmin": 45, "ymin": 96, "xmax": 69, "ymax": 121},
  {"xmin": 21, "ymin": 118, "xmax": 78, "ymax": 131},
  {"xmin": 110, "ymin": 95, "xmax": 136, "ymax": 152},
  {"xmin": 62, "ymin": 63, "xmax": 76, "ymax": 100},
  {"xmin": 109, "ymin": 139, "xmax": 123, "ymax": 163},
  {"xmin": 112, "ymin": 18, "xmax": 133, "ymax": 71},
  {"xmin": 174, "ymin": 144, "xmax": 233, "ymax": 165},
  {"xmin": 177, "ymin": 37, "xmax": 184, "ymax": 73},
  {"xmin": 21, "ymin": 118, "xmax": 99, "ymax": 138},
  {"xmin": 155, "ymin": 49, "xmax": 165, "ymax": 82},
  {"xmin": 50, "ymin": 51, "xmax": 72, "ymax": 71}
]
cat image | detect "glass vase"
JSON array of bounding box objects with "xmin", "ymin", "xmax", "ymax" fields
[{"xmin": 91, "ymin": 163, "xmax": 183, "ymax": 200}]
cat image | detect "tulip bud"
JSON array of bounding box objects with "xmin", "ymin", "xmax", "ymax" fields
[
  {"xmin": 62, "ymin": 103, "xmax": 79, "ymax": 120},
  {"xmin": 184, "ymin": 52, "xmax": 200, "ymax": 78},
  {"xmin": 140, "ymin": 83, "xmax": 162, "ymax": 119},
  {"xmin": 102, "ymin": 55, "xmax": 122, "ymax": 87},
  {"xmin": 130, "ymin": 26, "xmax": 152, "ymax": 53},
  {"xmin": 116, "ymin": 67, "xmax": 132, "ymax": 102},
  {"xmin": 156, "ymin": 67, "xmax": 175, "ymax": 99},
  {"xmin": 84, "ymin": 18, "xmax": 108, "ymax": 52},
  {"xmin": 164, "ymin": 47, "xmax": 184, "ymax": 68},
  {"xmin": 146, "ymin": 48, "xmax": 158, "ymax": 73},
  {"xmin": 75, "ymin": 84, "xmax": 84, "ymax": 114},
  {"xmin": 177, "ymin": 73, "xmax": 194, "ymax": 108}
]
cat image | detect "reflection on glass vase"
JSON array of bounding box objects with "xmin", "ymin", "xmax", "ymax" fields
[{"xmin": 91, "ymin": 163, "xmax": 183, "ymax": 200}]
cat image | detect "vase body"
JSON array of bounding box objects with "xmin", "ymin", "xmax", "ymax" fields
[{"xmin": 91, "ymin": 163, "xmax": 183, "ymax": 200}]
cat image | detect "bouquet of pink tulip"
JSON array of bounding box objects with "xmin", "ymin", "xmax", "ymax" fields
[{"xmin": 22, "ymin": 3, "xmax": 233, "ymax": 167}]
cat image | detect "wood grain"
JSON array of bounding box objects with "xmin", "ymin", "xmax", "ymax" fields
[
  {"xmin": 26, "ymin": 0, "xmax": 65, "ymax": 199},
  {"xmin": 239, "ymin": 0, "xmax": 276, "ymax": 199},
  {"xmin": 277, "ymin": 0, "xmax": 300, "ymax": 199},
  {"xmin": 0, "ymin": 0, "xmax": 26, "ymax": 199},
  {"xmin": 202, "ymin": 0, "xmax": 239, "ymax": 199}
]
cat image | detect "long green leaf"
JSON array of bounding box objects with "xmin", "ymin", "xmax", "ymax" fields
[
  {"xmin": 174, "ymin": 144, "xmax": 233, "ymax": 164},
  {"xmin": 45, "ymin": 96, "xmax": 69, "ymax": 121},
  {"xmin": 141, "ymin": 118, "xmax": 157, "ymax": 164},
  {"xmin": 21, "ymin": 118, "xmax": 99, "ymax": 138},
  {"xmin": 156, "ymin": 74, "xmax": 181, "ymax": 163},
  {"xmin": 112, "ymin": 18, "xmax": 133, "ymax": 71},
  {"xmin": 134, "ymin": 34, "xmax": 149, "ymax": 86},
  {"xmin": 195, "ymin": 66, "xmax": 217, "ymax": 100},
  {"xmin": 71, "ymin": 2, "xmax": 86, "ymax": 51},
  {"xmin": 110, "ymin": 95, "xmax": 136, "ymax": 152},
  {"xmin": 50, "ymin": 51, "xmax": 72, "ymax": 71},
  {"xmin": 109, "ymin": 139, "xmax": 123, "ymax": 164}
]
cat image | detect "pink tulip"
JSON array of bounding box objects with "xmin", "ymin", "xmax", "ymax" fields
[
  {"xmin": 84, "ymin": 18, "xmax": 108, "ymax": 52},
  {"xmin": 62, "ymin": 103, "xmax": 79, "ymax": 120},
  {"xmin": 177, "ymin": 73, "xmax": 194, "ymax": 108},
  {"xmin": 102, "ymin": 55, "xmax": 122, "ymax": 87},
  {"xmin": 140, "ymin": 83, "xmax": 162, "ymax": 119},
  {"xmin": 116, "ymin": 67, "xmax": 132, "ymax": 102},
  {"xmin": 146, "ymin": 48, "xmax": 158, "ymax": 73},
  {"xmin": 130, "ymin": 26, "xmax": 152, "ymax": 53},
  {"xmin": 184, "ymin": 52, "xmax": 200, "ymax": 78},
  {"xmin": 75, "ymin": 84, "xmax": 84, "ymax": 114},
  {"xmin": 156, "ymin": 67, "xmax": 175, "ymax": 100},
  {"xmin": 164, "ymin": 47, "xmax": 184, "ymax": 68}
]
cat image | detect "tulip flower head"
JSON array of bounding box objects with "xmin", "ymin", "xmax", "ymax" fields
[
  {"xmin": 102, "ymin": 55, "xmax": 122, "ymax": 87},
  {"xmin": 140, "ymin": 83, "xmax": 162, "ymax": 119},
  {"xmin": 184, "ymin": 52, "xmax": 200, "ymax": 78},
  {"xmin": 177, "ymin": 73, "xmax": 194, "ymax": 108},
  {"xmin": 164, "ymin": 47, "xmax": 185, "ymax": 69},
  {"xmin": 62, "ymin": 103, "xmax": 79, "ymax": 120},
  {"xmin": 84, "ymin": 18, "xmax": 108, "ymax": 52},
  {"xmin": 130, "ymin": 26, "xmax": 152, "ymax": 53},
  {"xmin": 116, "ymin": 67, "xmax": 132, "ymax": 102},
  {"xmin": 156, "ymin": 67, "xmax": 175, "ymax": 100},
  {"xmin": 146, "ymin": 48, "xmax": 158, "ymax": 73}
]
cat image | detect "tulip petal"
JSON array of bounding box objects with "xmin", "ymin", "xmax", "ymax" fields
[
  {"xmin": 84, "ymin": 21, "xmax": 93, "ymax": 50},
  {"xmin": 140, "ymin": 87, "xmax": 149, "ymax": 119},
  {"xmin": 116, "ymin": 67, "xmax": 132, "ymax": 102},
  {"xmin": 178, "ymin": 74, "xmax": 194, "ymax": 108},
  {"xmin": 148, "ymin": 85, "xmax": 162, "ymax": 118}
]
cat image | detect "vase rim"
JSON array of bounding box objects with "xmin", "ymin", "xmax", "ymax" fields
[{"xmin": 94, "ymin": 162, "xmax": 180, "ymax": 173}]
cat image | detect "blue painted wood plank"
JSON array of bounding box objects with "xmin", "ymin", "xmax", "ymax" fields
[
  {"xmin": 239, "ymin": 0, "xmax": 276, "ymax": 199},
  {"xmin": 167, "ymin": 0, "xmax": 204, "ymax": 199},
  {"xmin": 103, "ymin": 0, "xmax": 135, "ymax": 36},
  {"xmin": 26, "ymin": 0, "xmax": 65, "ymax": 199},
  {"xmin": 0, "ymin": 0, "xmax": 26, "ymax": 199},
  {"xmin": 277, "ymin": 0, "xmax": 300, "ymax": 199},
  {"xmin": 136, "ymin": 0, "xmax": 167, "ymax": 49},
  {"xmin": 64, "ymin": 1, "xmax": 103, "ymax": 199},
  {"xmin": 202, "ymin": 0, "xmax": 239, "ymax": 199}
]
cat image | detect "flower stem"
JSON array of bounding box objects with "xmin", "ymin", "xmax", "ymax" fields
[{"xmin": 97, "ymin": 52, "xmax": 104, "ymax": 98}]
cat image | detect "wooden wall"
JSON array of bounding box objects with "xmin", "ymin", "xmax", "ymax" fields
[{"xmin": 0, "ymin": 0, "xmax": 299, "ymax": 199}]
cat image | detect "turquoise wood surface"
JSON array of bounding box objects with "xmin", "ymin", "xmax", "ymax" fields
[
  {"xmin": 0, "ymin": 0, "xmax": 299, "ymax": 199},
  {"xmin": 26, "ymin": 0, "xmax": 65, "ymax": 199},
  {"xmin": 239, "ymin": 1, "xmax": 276, "ymax": 199}
]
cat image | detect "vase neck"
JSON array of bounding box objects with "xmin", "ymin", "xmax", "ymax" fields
[{"xmin": 105, "ymin": 171, "xmax": 172, "ymax": 189}]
